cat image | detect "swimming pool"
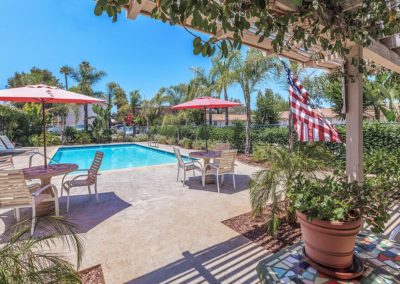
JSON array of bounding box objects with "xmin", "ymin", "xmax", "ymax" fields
[{"xmin": 51, "ymin": 144, "xmax": 186, "ymax": 171}]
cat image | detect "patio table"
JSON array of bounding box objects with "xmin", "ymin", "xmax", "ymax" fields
[
  {"xmin": 23, "ymin": 163, "xmax": 78, "ymax": 215},
  {"xmin": 256, "ymin": 232, "xmax": 400, "ymax": 283},
  {"xmin": 189, "ymin": 151, "xmax": 221, "ymax": 184}
]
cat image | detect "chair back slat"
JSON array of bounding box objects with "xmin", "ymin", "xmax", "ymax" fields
[
  {"xmin": 88, "ymin": 151, "xmax": 104, "ymax": 182},
  {"xmin": 0, "ymin": 170, "xmax": 31, "ymax": 208},
  {"xmin": 0, "ymin": 155, "xmax": 14, "ymax": 170},
  {"xmin": 173, "ymin": 147, "xmax": 185, "ymax": 167},
  {"xmin": 217, "ymin": 150, "xmax": 237, "ymax": 173},
  {"xmin": 215, "ymin": 143, "xmax": 230, "ymax": 151},
  {"xmin": 0, "ymin": 136, "xmax": 15, "ymax": 150}
]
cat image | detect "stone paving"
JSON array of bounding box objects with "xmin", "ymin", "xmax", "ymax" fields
[{"xmin": 1, "ymin": 143, "xmax": 271, "ymax": 284}]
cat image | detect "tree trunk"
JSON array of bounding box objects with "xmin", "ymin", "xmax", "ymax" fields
[
  {"xmin": 84, "ymin": 104, "xmax": 89, "ymax": 131},
  {"xmin": 224, "ymin": 86, "xmax": 229, "ymax": 126},
  {"xmin": 374, "ymin": 106, "xmax": 380, "ymax": 120},
  {"xmin": 64, "ymin": 75, "xmax": 69, "ymax": 90},
  {"xmin": 244, "ymin": 92, "xmax": 252, "ymax": 156},
  {"xmin": 208, "ymin": 108, "xmax": 212, "ymax": 125}
]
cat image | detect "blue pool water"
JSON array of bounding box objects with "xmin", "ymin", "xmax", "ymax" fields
[{"xmin": 51, "ymin": 144, "xmax": 186, "ymax": 171}]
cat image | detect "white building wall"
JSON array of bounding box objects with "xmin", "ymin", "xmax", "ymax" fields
[{"xmin": 65, "ymin": 104, "xmax": 96, "ymax": 127}]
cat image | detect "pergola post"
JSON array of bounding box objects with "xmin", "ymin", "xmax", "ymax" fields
[{"xmin": 345, "ymin": 45, "xmax": 364, "ymax": 182}]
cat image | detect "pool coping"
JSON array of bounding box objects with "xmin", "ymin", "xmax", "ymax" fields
[{"xmin": 49, "ymin": 142, "xmax": 188, "ymax": 173}]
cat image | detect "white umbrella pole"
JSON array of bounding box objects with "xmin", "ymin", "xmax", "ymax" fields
[{"xmin": 41, "ymin": 102, "xmax": 47, "ymax": 168}]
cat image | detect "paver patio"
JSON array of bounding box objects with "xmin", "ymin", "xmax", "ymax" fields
[{"xmin": 0, "ymin": 143, "xmax": 271, "ymax": 283}]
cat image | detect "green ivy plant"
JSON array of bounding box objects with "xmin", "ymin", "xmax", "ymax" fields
[
  {"xmin": 93, "ymin": 0, "xmax": 400, "ymax": 61},
  {"xmin": 287, "ymin": 169, "xmax": 400, "ymax": 233}
]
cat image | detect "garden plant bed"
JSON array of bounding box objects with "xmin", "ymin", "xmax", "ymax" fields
[
  {"xmin": 236, "ymin": 153, "xmax": 271, "ymax": 168},
  {"xmin": 222, "ymin": 210, "xmax": 302, "ymax": 253},
  {"xmin": 79, "ymin": 264, "xmax": 105, "ymax": 284}
]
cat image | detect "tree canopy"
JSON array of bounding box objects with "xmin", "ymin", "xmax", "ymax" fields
[{"xmin": 94, "ymin": 0, "xmax": 400, "ymax": 63}]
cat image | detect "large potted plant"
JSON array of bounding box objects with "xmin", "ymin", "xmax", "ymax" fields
[{"xmin": 287, "ymin": 170, "xmax": 399, "ymax": 270}]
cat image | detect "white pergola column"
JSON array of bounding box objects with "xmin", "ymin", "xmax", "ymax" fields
[{"xmin": 345, "ymin": 45, "xmax": 364, "ymax": 182}]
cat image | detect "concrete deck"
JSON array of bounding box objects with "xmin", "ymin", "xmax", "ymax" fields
[{"xmin": 0, "ymin": 143, "xmax": 270, "ymax": 283}]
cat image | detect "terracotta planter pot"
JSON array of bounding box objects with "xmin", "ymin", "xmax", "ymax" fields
[{"xmin": 296, "ymin": 211, "xmax": 362, "ymax": 269}]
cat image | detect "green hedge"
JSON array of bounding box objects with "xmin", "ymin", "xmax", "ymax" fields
[{"xmin": 150, "ymin": 122, "xmax": 400, "ymax": 155}]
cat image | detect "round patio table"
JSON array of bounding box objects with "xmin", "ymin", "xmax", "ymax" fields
[
  {"xmin": 189, "ymin": 151, "xmax": 221, "ymax": 184},
  {"xmin": 23, "ymin": 163, "xmax": 78, "ymax": 215}
]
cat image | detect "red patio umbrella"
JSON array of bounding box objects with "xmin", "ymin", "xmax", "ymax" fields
[
  {"xmin": 0, "ymin": 84, "xmax": 105, "ymax": 167},
  {"xmin": 172, "ymin": 96, "xmax": 241, "ymax": 150}
]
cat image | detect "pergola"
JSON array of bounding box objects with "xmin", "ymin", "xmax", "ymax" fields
[{"xmin": 124, "ymin": 0, "xmax": 400, "ymax": 182}]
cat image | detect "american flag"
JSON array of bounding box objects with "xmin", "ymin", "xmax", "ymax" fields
[{"xmin": 283, "ymin": 62, "xmax": 343, "ymax": 143}]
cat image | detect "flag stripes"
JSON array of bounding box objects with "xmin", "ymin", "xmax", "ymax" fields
[{"xmin": 283, "ymin": 62, "xmax": 343, "ymax": 143}]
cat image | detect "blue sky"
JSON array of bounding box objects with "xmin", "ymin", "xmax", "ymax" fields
[{"xmin": 0, "ymin": 0, "xmax": 289, "ymax": 104}]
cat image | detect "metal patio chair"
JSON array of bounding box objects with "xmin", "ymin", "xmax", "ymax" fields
[
  {"xmin": 0, "ymin": 169, "xmax": 59, "ymax": 235},
  {"xmin": 173, "ymin": 147, "xmax": 203, "ymax": 186},
  {"xmin": 61, "ymin": 151, "xmax": 104, "ymax": 212},
  {"xmin": 202, "ymin": 149, "xmax": 237, "ymax": 193}
]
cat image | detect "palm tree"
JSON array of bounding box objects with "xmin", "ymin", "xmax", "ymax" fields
[
  {"xmin": 59, "ymin": 66, "xmax": 73, "ymax": 90},
  {"xmin": 210, "ymin": 50, "xmax": 240, "ymax": 125},
  {"xmin": 234, "ymin": 49, "xmax": 278, "ymax": 156},
  {"xmin": 190, "ymin": 67, "xmax": 216, "ymax": 124},
  {"xmin": 165, "ymin": 84, "xmax": 189, "ymax": 106},
  {"xmin": 0, "ymin": 216, "xmax": 84, "ymax": 283},
  {"xmin": 140, "ymin": 99, "xmax": 155, "ymax": 133},
  {"xmin": 129, "ymin": 90, "xmax": 142, "ymax": 114},
  {"xmin": 70, "ymin": 61, "xmax": 106, "ymax": 131}
]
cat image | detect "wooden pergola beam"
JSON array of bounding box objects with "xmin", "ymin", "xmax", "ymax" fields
[{"xmin": 363, "ymin": 37, "xmax": 400, "ymax": 74}]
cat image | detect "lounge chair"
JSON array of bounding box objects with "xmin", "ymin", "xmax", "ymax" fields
[
  {"xmin": 0, "ymin": 139, "xmax": 27, "ymax": 156},
  {"xmin": 202, "ymin": 149, "xmax": 237, "ymax": 193},
  {"xmin": 0, "ymin": 169, "xmax": 59, "ymax": 235},
  {"xmin": 173, "ymin": 147, "xmax": 203, "ymax": 186},
  {"xmin": 0, "ymin": 135, "xmax": 37, "ymax": 155},
  {"xmin": 0, "ymin": 155, "xmax": 14, "ymax": 170},
  {"xmin": 61, "ymin": 151, "xmax": 104, "ymax": 212}
]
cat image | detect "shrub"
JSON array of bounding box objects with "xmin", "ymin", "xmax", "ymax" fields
[
  {"xmin": 30, "ymin": 133, "xmax": 61, "ymax": 146},
  {"xmin": 132, "ymin": 134, "xmax": 148, "ymax": 142},
  {"xmin": 112, "ymin": 134, "xmax": 124, "ymax": 142},
  {"xmin": 154, "ymin": 135, "xmax": 168, "ymax": 144},
  {"xmin": 179, "ymin": 138, "xmax": 193, "ymax": 149},
  {"xmin": 193, "ymin": 140, "xmax": 206, "ymax": 150},
  {"xmin": 64, "ymin": 126, "xmax": 77, "ymax": 144},
  {"xmin": 165, "ymin": 137, "xmax": 176, "ymax": 145},
  {"xmin": 75, "ymin": 131, "xmax": 92, "ymax": 145}
]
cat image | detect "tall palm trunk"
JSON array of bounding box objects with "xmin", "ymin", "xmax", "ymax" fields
[
  {"xmin": 244, "ymin": 90, "xmax": 252, "ymax": 156},
  {"xmin": 208, "ymin": 108, "xmax": 212, "ymax": 125},
  {"xmin": 84, "ymin": 104, "xmax": 88, "ymax": 131},
  {"xmin": 64, "ymin": 75, "xmax": 69, "ymax": 90},
  {"xmin": 224, "ymin": 86, "xmax": 229, "ymax": 126}
]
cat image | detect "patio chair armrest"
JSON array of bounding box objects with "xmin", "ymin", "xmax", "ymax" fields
[
  {"xmin": 31, "ymin": 183, "xmax": 58, "ymax": 197},
  {"xmin": 70, "ymin": 174, "xmax": 89, "ymax": 181},
  {"xmin": 208, "ymin": 163, "xmax": 218, "ymax": 169},
  {"xmin": 62, "ymin": 169, "xmax": 88, "ymax": 184},
  {"xmin": 192, "ymin": 160, "xmax": 203, "ymax": 169}
]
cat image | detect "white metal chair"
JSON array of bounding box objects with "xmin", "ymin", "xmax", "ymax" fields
[
  {"xmin": 173, "ymin": 147, "xmax": 203, "ymax": 186},
  {"xmin": 0, "ymin": 169, "xmax": 59, "ymax": 235},
  {"xmin": 202, "ymin": 149, "xmax": 237, "ymax": 193},
  {"xmin": 61, "ymin": 151, "xmax": 104, "ymax": 212}
]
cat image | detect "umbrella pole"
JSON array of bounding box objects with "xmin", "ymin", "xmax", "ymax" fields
[
  {"xmin": 204, "ymin": 107, "xmax": 208, "ymax": 151},
  {"xmin": 41, "ymin": 102, "xmax": 47, "ymax": 168}
]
